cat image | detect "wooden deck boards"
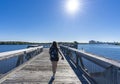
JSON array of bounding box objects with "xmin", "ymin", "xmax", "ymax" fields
[{"xmin": 1, "ymin": 48, "xmax": 81, "ymax": 84}]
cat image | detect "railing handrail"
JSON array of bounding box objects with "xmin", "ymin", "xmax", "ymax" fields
[
  {"xmin": 61, "ymin": 45, "xmax": 120, "ymax": 68},
  {"xmin": 0, "ymin": 46, "xmax": 43, "ymax": 60}
]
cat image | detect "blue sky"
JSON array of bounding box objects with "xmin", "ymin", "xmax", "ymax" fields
[{"xmin": 0, "ymin": 0, "xmax": 120, "ymax": 42}]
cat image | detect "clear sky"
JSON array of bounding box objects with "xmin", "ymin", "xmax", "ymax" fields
[{"xmin": 0, "ymin": 0, "xmax": 120, "ymax": 42}]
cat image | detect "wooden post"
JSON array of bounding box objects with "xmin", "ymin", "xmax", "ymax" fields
[{"xmin": 16, "ymin": 54, "xmax": 24, "ymax": 67}]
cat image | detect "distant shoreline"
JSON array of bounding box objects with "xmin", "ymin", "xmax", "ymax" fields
[
  {"xmin": 0, "ymin": 41, "xmax": 119, "ymax": 45},
  {"xmin": 0, "ymin": 41, "xmax": 34, "ymax": 45}
]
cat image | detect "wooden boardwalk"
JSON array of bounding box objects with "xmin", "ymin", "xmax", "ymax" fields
[{"xmin": 0, "ymin": 48, "xmax": 81, "ymax": 84}]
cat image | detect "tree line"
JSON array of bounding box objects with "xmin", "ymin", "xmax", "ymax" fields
[{"xmin": 0, "ymin": 41, "xmax": 36, "ymax": 45}]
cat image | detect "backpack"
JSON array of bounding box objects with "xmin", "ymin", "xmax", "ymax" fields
[{"xmin": 49, "ymin": 47, "xmax": 58, "ymax": 58}]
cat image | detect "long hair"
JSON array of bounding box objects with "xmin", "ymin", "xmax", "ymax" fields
[{"xmin": 51, "ymin": 41, "xmax": 58, "ymax": 49}]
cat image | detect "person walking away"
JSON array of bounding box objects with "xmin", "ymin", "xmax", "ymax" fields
[{"xmin": 49, "ymin": 41, "xmax": 64, "ymax": 79}]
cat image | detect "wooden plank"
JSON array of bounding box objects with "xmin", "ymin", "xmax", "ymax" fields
[{"xmin": 1, "ymin": 48, "xmax": 81, "ymax": 84}]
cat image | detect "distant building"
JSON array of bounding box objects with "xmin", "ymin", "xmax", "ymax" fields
[{"xmin": 89, "ymin": 40, "xmax": 96, "ymax": 44}]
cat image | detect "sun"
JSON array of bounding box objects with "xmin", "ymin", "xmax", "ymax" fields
[{"xmin": 65, "ymin": 0, "xmax": 81, "ymax": 14}]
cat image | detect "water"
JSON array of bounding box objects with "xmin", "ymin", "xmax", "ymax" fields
[
  {"xmin": 0, "ymin": 45, "xmax": 28, "ymax": 53},
  {"xmin": 78, "ymin": 44, "xmax": 120, "ymax": 61},
  {"xmin": 78, "ymin": 44, "xmax": 120, "ymax": 74},
  {"xmin": 0, "ymin": 45, "xmax": 28, "ymax": 74}
]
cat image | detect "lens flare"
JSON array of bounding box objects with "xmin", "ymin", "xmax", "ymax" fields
[{"xmin": 65, "ymin": 0, "xmax": 81, "ymax": 14}]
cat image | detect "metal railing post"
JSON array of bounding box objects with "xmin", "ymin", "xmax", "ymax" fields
[{"xmin": 76, "ymin": 52, "xmax": 78, "ymax": 66}]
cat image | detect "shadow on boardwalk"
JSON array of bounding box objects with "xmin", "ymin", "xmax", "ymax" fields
[{"xmin": 64, "ymin": 56, "xmax": 89, "ymax": 84}]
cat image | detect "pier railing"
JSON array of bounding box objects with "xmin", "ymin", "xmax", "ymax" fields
[
  {"xmin": 0, "ymin": 46, "xmax": 43, "ymax": 76},
  {"xmin": 60, "ymin": 45, "xmax": 120, "ymax": 84}
]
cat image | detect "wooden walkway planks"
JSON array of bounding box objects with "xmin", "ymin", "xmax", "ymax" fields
[{"xmin": 1, "ymin": 48, "xmax": 82, "ymax": 84}]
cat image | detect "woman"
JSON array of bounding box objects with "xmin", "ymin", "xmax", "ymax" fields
[{"xmin": 49, "ymin": 41, "xmax": 64, "ymax": 79}]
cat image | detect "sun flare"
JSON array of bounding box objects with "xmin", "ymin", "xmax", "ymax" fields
[{"xmin": 65, "ymin": 0, "xmax": 81, "ymax": 14}]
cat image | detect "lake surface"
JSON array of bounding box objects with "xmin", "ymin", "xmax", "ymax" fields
[
  {"xmin": 0, "ymin": 45, "xmax": 28, "ymax": 53},
  {"xmin": 78, "ymin": 44, "xmax": 120, "ymax": 61}
]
